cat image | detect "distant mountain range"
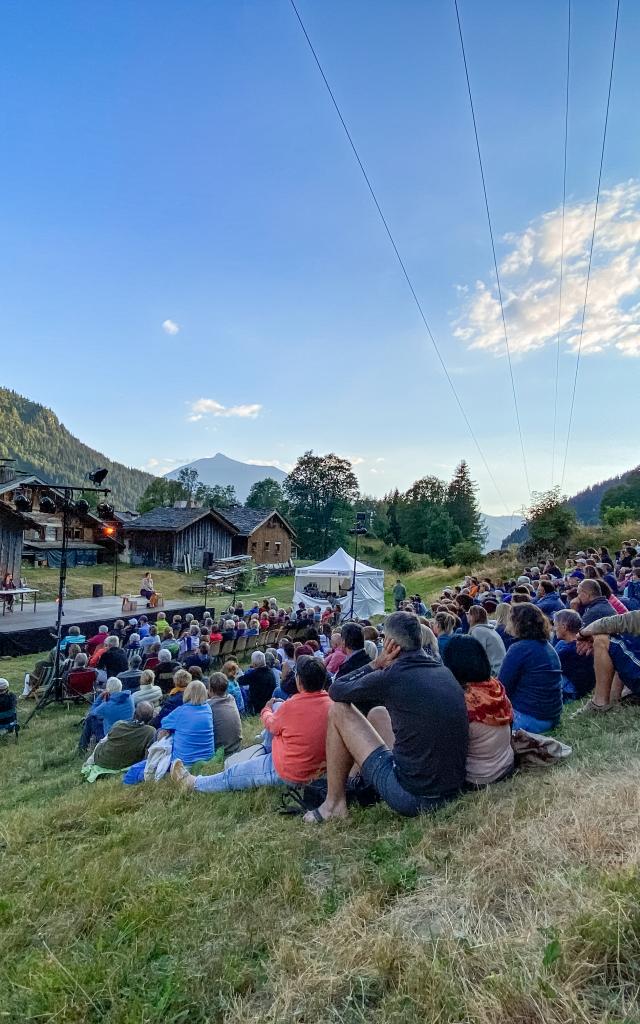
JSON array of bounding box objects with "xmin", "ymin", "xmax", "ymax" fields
[
  {"xmin": 0, "ymin": 388, "xmax": 154, "ymax": 509},
  {"xmin": 481, "ymin": 514, "xmax": 523, "ymax": 553},
  {"xmin": 165, "ymin": 453, "xmax": 286, "ymax": 503}
]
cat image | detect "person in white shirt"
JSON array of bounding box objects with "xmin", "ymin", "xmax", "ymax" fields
[{"xmin": 132, "ymin": 669, "xmax": 163, "ymax": 709}]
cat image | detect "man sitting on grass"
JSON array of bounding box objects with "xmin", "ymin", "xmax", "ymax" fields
[
  {"xmin": 171, "ymin": 656, "xmax": 331, "ymax": 794},
  {"xmin": 90, "ymin": 702, "xmax": 156, "ymax": 770},
  {"xmin": 577, "ymin": 608, "xmax": 640, "ymax": 712},
  {"xmin": 303, "ymin": 611, "xmax": 469, "ymax": 824}
]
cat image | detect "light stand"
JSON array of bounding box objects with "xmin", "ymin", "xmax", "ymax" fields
[
  {"xmin": 22, "ymin": 480, "xmax": 111, "ymax": 726},
  {"xmin": 348, "ymin": 512, "xmax": 369, "ymax": 620}
]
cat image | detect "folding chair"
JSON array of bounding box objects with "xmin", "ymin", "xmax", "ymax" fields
[
  {"xmin": 245, "ymin": 635, "xmax": 259, "ymax": 655},
  {"xmin": 234, "ymin": 636, "xmax": 247, "ymax": 657},
  {"xmin": 219, "ymin": 639, "xmax": 235, "ymax": 660}
]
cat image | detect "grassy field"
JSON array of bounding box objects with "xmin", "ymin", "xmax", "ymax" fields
[
  {"xmin": 17, "ymin": 561, "xmax": 467, "ymax": 623},
  {"xmin": 1, "ymin": 689, "xmax": 639, "ymax": 1023}
]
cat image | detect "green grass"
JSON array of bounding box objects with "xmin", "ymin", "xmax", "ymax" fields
[
  {"xmin": 18, "ymin": 559, "xmax": 467, "ymax": 622},
  {"xmin": 2, "ymin": 679, "xmax": 640, "ymax": 1022}
]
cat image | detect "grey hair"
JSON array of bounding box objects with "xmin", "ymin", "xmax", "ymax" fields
[
  {"xmin": 224, "ymin": 619, "xmax": 236, "ymax": 630},
  {"xmin": 128, "ymin": 633, "xmax": 140, "ymax": 644},
  {"xmin": 105, "ymin": 677, "xmax": 122, "ymax": 693},
  {"xmin": 264, "ymin": 650, "xmax": 276, "ymax": 668},
  {"xmin": 158, "ymin": 649, "xmax": 171, "ymax": 662},
  {"xmin": 364, "ymin": 639, "xmax": 378, "ymax": 662},
  {"xmin": 74, "ymin": 652, "xmax": 88, "ymax": 668},
  {"xmin": 554, "ymin": 608, "xmax": 583, "ymax": 633},
  {"xmin": 578, "ymin": 579, "xmax": 602, "ymax": 599},
  {"xmin": 98, "ymin": 625, "xmax": 109, "ymax": 634},
  {"xmin": 384, "ymin": 611, "xmax": 423, "ymax": 652},
  {"xmin": 420, "ymin": 624, "xmax": 439, "ymax": 657},
  {"xmin": 251, "ymin": 650, "xmax": 266, "ymax": 667},
  {"xmin": 105, "ymin": 635, "xmax": 120, "ymax": 648},
  {"xmin": 134, "ymin": 701, "xmax": 155, "ymax": 723}
]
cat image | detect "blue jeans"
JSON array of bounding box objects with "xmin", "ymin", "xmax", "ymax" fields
[
  {"xmin": 194, "ymin": 750, "xmax": 286, "ymax": 793},
  {"xmin": 79, "ymin": 713, "xmax": 104, "ymax": 751},
  {"xmin": 512, "ymin": 709, "xmax": 555, "ymax": 733}
]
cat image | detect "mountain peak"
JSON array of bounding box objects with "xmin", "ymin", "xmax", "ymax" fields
[{"xmin": 165, "ymin": 452, "xmax": 286, "ymax": 502}]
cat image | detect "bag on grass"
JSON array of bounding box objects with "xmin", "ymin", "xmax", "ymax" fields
[
  {"xmin": 511, "ymin": 729, "xmax": 572, "ymax": 768},
  {"xmin": 278, "ymin": 773, "xmax": 380, "ymax": 816}
]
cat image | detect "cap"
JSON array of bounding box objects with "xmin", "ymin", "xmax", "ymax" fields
[
  {"xmin": 0, "ymin": 678, "xmax": 9, "ymax": 692},
  {"xmin": 128, "ymin": 618, "xmax": 138, "ymax": 626}
]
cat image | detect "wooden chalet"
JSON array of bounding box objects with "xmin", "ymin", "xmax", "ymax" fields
[
  {"xmin": 0, "ymin": 503, "xmax": 40, "ymax": 579},
  {"xmin": 215, "ymin": 506, "xmax": 297, "ymax": 565},
  {"xmin": 0, "ymin": 472, "xmax": 121, "ymax": 567},
  {"xmin": 122, "ymin": 506, "xmax": 238, "ymax": 570}
]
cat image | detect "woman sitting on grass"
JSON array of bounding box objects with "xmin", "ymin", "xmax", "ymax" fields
[
  {"xmin": 153, "ymin": 669, "xmax": 191, "ymax": 728},
  {"xmin": 442, "ymin": 636, "xmax": 514, "ymax": 787},
  {"xmin": 221, "ymin": 661, "xmax": 245, "ymax": 714},
  {"xmin": 498, "ymin": 603, "xmax": 562, "ymax": 733},
  {"xmin": 157, "ymin": 679, "xmax": 214, "ymax": 767}
]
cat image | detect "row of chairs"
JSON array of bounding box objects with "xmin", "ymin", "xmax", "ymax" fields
[{"xmin": 207, "ymin": 623, "xmax": 314, "ymax": 664}]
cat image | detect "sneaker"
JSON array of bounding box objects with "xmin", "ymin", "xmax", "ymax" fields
[
  {"xmin": 170, "ymin": 758, "xmax": 196, "ymax": 791},
  {"xmin": 572, "ymin": 698, "xmax": 612, "ymax": 717}
]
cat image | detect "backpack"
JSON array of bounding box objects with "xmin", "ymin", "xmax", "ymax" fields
[{"xmin": 278, "ymin": 773, "xmax": 380, "ymax": 815}]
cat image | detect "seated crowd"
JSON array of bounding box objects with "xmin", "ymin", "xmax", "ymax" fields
[{"xmin": 9, "ymin": 538, "xmax": 639, "ymax": 822}]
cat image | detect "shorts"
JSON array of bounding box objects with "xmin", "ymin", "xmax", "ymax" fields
[
  {"xmin": 360, "ymin": 745, "xmax": 449, "ymax": 817},
  {"xmin": 609, "ymin": 635, "xmax": 640, "ymax": 692}
]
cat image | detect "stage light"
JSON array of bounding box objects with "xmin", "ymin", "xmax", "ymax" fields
[
  {"xmin": 74, "ymin": 499, "xmax": 90, "ymax": 516},
  {"xmin": 14, "ymin": 492, "xmax": 32, "ymax": 512},
  {"xmin": 97, "ymin": 501, "xmax": 115, "ymax": 519},
  {"xmin": 101, "ymin": 524, "xmax": 116, "ymax": 537},
  {"xmin": 88, "ymin": 468, "xmax": 109, "ymax": 486},
  {"xmin": 39, "ymin": 494, "xmax": 57, "ymax": 514}
]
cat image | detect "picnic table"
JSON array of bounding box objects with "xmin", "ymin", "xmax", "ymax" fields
[{"xmin": 0, "ymin": 587, "xmax": 39, "ymax": 615}]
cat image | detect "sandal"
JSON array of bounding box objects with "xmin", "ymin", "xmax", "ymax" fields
[{"xmin": 573, "ymin": 698, "xmax": 612, "ymax": 716}]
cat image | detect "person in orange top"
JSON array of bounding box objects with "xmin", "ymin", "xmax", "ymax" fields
[{"xmin": 171, "ymin": 656, "xmax": 331, "ymax": 793}]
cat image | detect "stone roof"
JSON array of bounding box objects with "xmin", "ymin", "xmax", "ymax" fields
[
  {"xmin": 214, "ymin": 506, "xmax": 295, "ymax": 537},
  {"xmin": 123, "ymin": 506, "xmax": 238, "ymax": 534}
]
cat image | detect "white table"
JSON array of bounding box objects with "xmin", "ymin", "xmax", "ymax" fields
[{"xmin": 0, "ymin": 587, "xmax": 39, "ymax": 615}]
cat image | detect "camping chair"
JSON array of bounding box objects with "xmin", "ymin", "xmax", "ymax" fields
[
  {"xmin": 245, "ymin": 635, "xmax": 259, "ymax": 655},
  {"xmin": 64, "ymin": 669, "xmax": 98, "ymax": 702},
  {"xmin": 234, "ymin": 636, "xmax": 247, "ymax": 657},
  {"xmin": 219, "ymin": 638, "xmax": 235, "ymax": 659},
  {"xmin": 0, "ymin": 706, "xmax": 19, "ymax": 741}
]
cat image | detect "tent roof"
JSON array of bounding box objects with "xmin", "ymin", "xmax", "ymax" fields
[{"xmin": 295, "ymin": 547, "xmax": 382, "ymax": 577}]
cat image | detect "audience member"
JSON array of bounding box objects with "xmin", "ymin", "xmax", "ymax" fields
[
  {"xmin": 499, "ymin": 604, "xmax": 562, "ymax": 733},
  {"xmin": 553, "ymin": 609, "xmax": 595, "ymax": 700},
  {"xmin": 92, "ymin": 702, "xmax": 156, "ymax": 769},
  {"xmin": 467, "ymin": 605, "xmax": 506, "ymax": 676},
  {"xmin": 207, "ymin": 673, "xmax": 243, "ymax": 756},
  {"xmin": 132, "ymin": 669, "xmax": 163, "ymax": 709},
  {"xmin": 442, "ymin": 635, "xmax": 514, "ymax": 786}
]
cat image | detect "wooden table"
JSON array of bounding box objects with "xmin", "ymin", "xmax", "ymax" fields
[{"xmin": 0, "ymin": 587, "xmax": 39, "ymax": 615}]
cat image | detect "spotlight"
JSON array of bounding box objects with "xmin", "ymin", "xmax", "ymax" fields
[
  {"xmin": 88, "ymin": 468, "xmax": 109, "ymax": 486},
  {"xmin": 39, "ymin": 494, "xmax": 57, "ymax": 514},
  {"xmin": 97, "ymin": 501, "xmax": 115, "ymax": 519},
  {"xmin": 14, "ymin": 492, "xmax": 32, "ymax": 512},
  {"xmin": 74, "ymin": 498, "xmax": 90, "ymax": 516}
]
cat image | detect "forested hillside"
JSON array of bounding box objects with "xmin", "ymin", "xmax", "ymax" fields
[{"xmin": 0, "ymin": 389, "xmax": 155, "ymax": 509}]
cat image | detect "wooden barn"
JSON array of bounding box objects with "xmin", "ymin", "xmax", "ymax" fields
[
  {"xmin": 0, "ymin": 503, "xmax": 36, "ymax": 579},
  {"xmin": 216, "ymin": 507, "xmax": 297, "ymax": 565},
  {"xmin": 122, "ymin": 506, "xmax": 237, "ymax": 570}
]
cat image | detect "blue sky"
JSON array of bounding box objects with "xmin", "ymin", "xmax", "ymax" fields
[{"xmin": 1, "ymin": 0, "xmax": 638, "ymax": 514}]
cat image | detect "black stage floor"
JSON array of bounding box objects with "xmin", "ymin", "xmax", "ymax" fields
[{"xmin": 0, "ymin": 595, "xmax": 209, "ymax": 657}]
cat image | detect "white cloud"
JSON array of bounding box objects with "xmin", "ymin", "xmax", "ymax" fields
[
  {"xmin": 162, "ymin": 319, "xmax": 180, "ymax": 335},
  {"xmin": 454, "ymin": 180, "xmax": 640, "ymax": 358},
  {"xmin": 187, "ymin": 398, "xmax": 262, "ymax": 422},
  {"xmin": 142, "ymin": 456, "xmax": 181, "ymax": 474},
  {"xmin": 245, "ymin": 458, "xmax": 294, "ymax": 473}
]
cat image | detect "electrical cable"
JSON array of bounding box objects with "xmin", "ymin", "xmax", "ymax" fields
[
  {"xmin": 289, "ymin": 0, "xmax": 511, "ymax": 514},
  {"xmin": 551, "ymin": 0, "xmax": 571, "ymax": 488},
  {"xmin": 560, "ymin": 0, "xmax": 620, "ymax": 488},
  {"xmin": 453, "ymin": 0, "xmax": 532, "ymax": 500}
]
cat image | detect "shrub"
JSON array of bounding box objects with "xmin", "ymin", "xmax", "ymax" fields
[
  {"xmin": 602, "ymin": 504, "xmax": 636, "ymax": 528},
  {"xmin": 389, "ymin": 545, "xmax": 415, "ymax": 574},
  {"xmin": 451, "ymin": 540, "xmax": 483, "ymax": 568}
]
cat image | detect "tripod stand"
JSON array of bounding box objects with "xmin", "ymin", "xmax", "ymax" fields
[{"xmin": 22, "ymin": 482, "xmax": 110, "ymax": 727}]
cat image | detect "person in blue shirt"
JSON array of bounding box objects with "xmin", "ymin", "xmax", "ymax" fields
[
  {"xmin": 534, "ymin": 581, "xmax": 566, "ymax": 621},
  {"xmin": 553, "ymin": 608, "xmax": 595, "ymax": 700},
  {"xmin": 79, "ymin": 677, "xmax": 134, "ymax": 751},
  {"xmin": 498, "ymin": 603, "xmax": 562, "ymax": 733},
  {"xmin": 159, "ymin": 679, "xmax": 214, "ymax": 766}
]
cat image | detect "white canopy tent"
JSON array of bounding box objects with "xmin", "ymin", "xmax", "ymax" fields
[{"xmin": 293, "ymin": 547, "xmax": 385, "ymax": 620}]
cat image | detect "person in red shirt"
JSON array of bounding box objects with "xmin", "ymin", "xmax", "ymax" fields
[
  {"xmin": 171, "ymin": 656, "xmax": 331, "ymax": 793},
  {"xmin": 86, "ymin": 625, "xmax": 109, "ymax": 656}
]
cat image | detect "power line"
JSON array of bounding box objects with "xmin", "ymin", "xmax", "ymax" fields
[
  {"xmin": 288, "ymin": 0, "xmax": 510, "ymax": 514},
  {"xmin": 551, "ymin": 0, "xmax": 571, "ymax": 489},
  {"xmin": 453, "ymin": 0, "xmax": 532, "ymax": 500},
  {"xmin": 560, "ymin": 0, "xmax": 620, "ymax": 489}
]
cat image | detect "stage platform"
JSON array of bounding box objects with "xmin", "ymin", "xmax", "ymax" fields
[{"xmin": 0, "ymin": 595, "xmax": 210, "ymax": 658}]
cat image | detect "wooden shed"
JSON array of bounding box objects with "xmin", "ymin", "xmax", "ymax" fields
[
  {"xmin": 215, "ymin": 507, "xmax": 297, "ymax": 565},
  {"xmin": 122, "ymin": 506, "xmax": 237, "ymax": 570},
  {"xmin": 0, "ymin": 503, "xmax": 35, "ymax": 579}
]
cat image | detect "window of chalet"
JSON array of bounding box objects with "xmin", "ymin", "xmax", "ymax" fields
[
  {"xmin": 275, "ymin": 542, "xmax": 281, "ymax": 553},
  {"xmin": 251, "ymin": 541, "xmax": 257, "ymax": 551},
  {"xmin": 264, "ymin": 541, "xmax": 270, "ymax": 552}
]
